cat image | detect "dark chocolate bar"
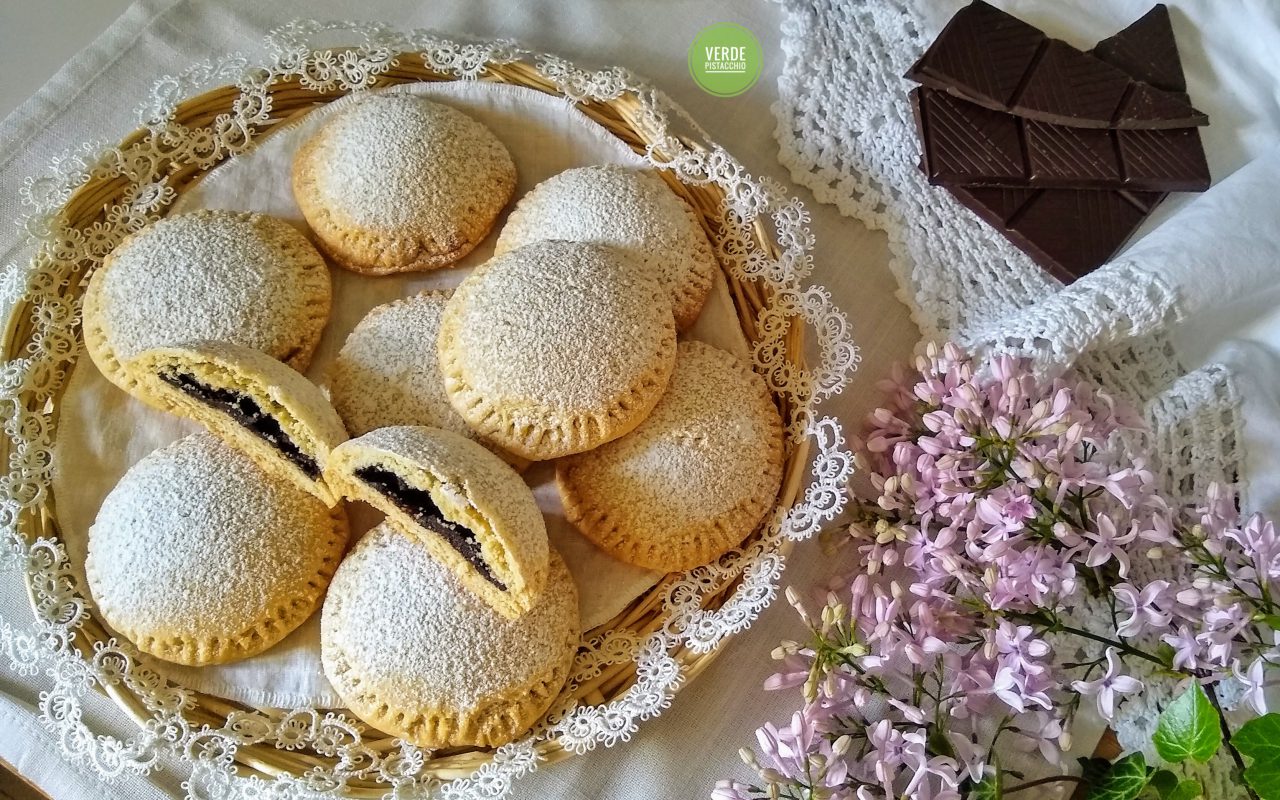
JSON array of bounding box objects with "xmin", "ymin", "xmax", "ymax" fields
[
  {"xmin": 905, "ymin": 0, "xmax": 1207, "ymax": 130},
  {"xmin": 912, "ymin": 87, "xmax": 1209, "ymax": 191},
  {"xmin": 1090, "ymin": 4, "xmax": 1186, "ymax": 94},
  {"xmin": 944, "ymin": 184, "xmax": 1162, "ymax": 283},
  {"xmin": 924, "ymin": 4, "xmax": 1207, "ymax": 282}
]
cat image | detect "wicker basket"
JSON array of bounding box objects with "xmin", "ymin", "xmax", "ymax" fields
[{"xmin": 2, "ymin": 41, "xmax": 843, "ymax": 797}]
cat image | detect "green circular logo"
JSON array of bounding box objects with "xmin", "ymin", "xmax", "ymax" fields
[{"xmin": 688, "ymin": 23, "xmax": 762, "ymax": 98}]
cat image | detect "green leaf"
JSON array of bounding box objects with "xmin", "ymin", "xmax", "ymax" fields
[
  {"xmin": 1153, "ymin": 683, "xmax": 1222, "ymax": 764},
  {"xmin": 1147, "ymin": 770, "xmax": 1178, "ymax": 798},
  {"xmin": 929, "ymin": 726, "xmax": 956, "ymax": 759},
  {"xmin": 1079, "ymin": 756, "xmax": 1115, "ymax": 786},
  {"xmin": 1085, "ymin": 752, "xmax": 1149, "ymax": 800},
  {"xmin": 970, "ymin": 771, "xmax": 1002, "ymax": 800},
  {"xmin": 1168, "ymin": 780, "xmax": 1202, "ymax": 800},
  {"xmin": 1236, "ymin": 714, "xmax": 1280, "ymax": 800},
  {"xmin": 1145, "ymin": 770, "xmax": 1202, "ymax": 800}
]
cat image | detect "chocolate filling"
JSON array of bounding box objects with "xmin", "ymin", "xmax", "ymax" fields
[
  {"xmin": 159, "ymin": 371, "xmax": 321, "ymax": 479},
  {"xmin": 353, "ymin": 466, "xmax": 507, "ymax": 591}
]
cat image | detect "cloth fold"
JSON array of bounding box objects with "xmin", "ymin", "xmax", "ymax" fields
[{"xmin": 961, "ymin": 142, "xmax": 1280, "ymax": 371}]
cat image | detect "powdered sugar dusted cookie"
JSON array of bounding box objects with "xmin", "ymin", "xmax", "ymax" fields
[
  {"xmin": 326, "ymin": 426, "xmax": 548, "ymax": 619},
  {"xmin": 86, "ymin": 433, "xmax": 348, "ymax": 666},
  {"xmin": 327, "ymin": 291, "xmax": 525, "ymax": 471},
  {"xmin": 292, "ymin": 94, "xmax": 516, "ymax": 274},
  {"xmin": 495, "ymin": 165, "xmax": 717, "ymax": 330},
  {"xmin": 440, "ymin": 240, "xmax": 677, "ymax": 460},
  {"xmin": 131, "ymin": 341, "xmax": 348, "ymax": 506},
  {"xmin": 83, "ymin": 210, "xmax": 331, "ymax": 401},
  {"xmin": 558, "ymin": 341, "xmax": 783, "ymax": 571},
  {"xmin": 322, "ymin": 522, "xmax": 578, "ymax": 748},
  {"xmin": 328, "ymin": 292, "xmax": 458, "ymax": 437}
]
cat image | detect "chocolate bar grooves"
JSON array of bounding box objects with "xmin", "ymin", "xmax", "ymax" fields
[
  {"xmin": 914, "ymin": 87, "xmax": 1206, "ymax": 191},
  {"xmin": 1110, "ymin": 127, "xmax": 1127, "ymax": 183},
  {"xmin": 924, "ymin": 91, "xmax": 1023, "ymax": 179},
  {"xmin": 1002, "ymin": 189, "xmax": 1039, "ymax": 228},
  {"xmin": 1016, "ymin": 117, "xmax": 1032, "ymax": 186},
  {"xmin": 907, "ymin": 1, "xmax": 1211, "ymax": 282},
  {"xmin": 1110, "ymin": 82, "xmax": 1136, "ymax": 128},
  {"xmin": 905, "ymin": 0, "xmax": 1208, "ymax": 129},
  {"xmin": 1005, "ymin": 38, "xmax": 1050, "ymax": 107}
]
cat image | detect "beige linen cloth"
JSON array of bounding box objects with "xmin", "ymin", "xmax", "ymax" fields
[{"xmin": 0, "ymin": 1, "xmax": 916, "ymax": 798}]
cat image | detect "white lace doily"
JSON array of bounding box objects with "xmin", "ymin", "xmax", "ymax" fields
[
  {"xmin": 772, "ymin": 1, "xmax": 1244, "ymax": 794},
  {"xmin": 0, "ymin": 22, "xmax": 859, "ymax": 800}
]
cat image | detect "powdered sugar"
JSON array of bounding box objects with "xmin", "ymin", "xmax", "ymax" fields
[
  {"xmin": 322, "ymin": 522, "xmax": 577, "ymax": 710},
  {"xmin": 133, "ymin": 340, "xmax": 349, "ymax": 506},
  {"xmin": 88, "ymin": 209, "xmax": 330, "ymax": 369},
  {"xmin": 558, "ymin": 341, "xmax": 783, "ymax": 570},
  {"xmin": 294, "ymin": 94, "xmax": 516, "ymax": 272},
  {"xmin": 442, "ymin": 239, "xmax": 673, "ymax": 411},
  {"xmin": 326, "ymin": 425, "xmax": 550, "ymax": 620},
  {"xmin": 312, "ymin": 95, "xmax": 510, "ymax": 229},
  {"xmin": 327, "ymin": 291, "xmax": 473, "ymax": 438},
  {"xmin": 495, "ymin": 165, "xmax": 717, "ymax": 330},
  {"xmin": 85, "ymin": 433, "xmax": 344, "ymax": 660}
]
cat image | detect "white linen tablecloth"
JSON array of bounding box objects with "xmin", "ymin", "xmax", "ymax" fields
[{"xmin": 0, "ymin": 2, "xmax": 915, "ymax": 798}]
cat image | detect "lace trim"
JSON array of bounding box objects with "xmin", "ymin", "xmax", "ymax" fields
[
  {"xmin": 773, "ymin": 0, "xmax": 1247, "ymax": 793},
  {"xmin": 0, "ymin": 20, "xmax": 859, "ymax": 799}
]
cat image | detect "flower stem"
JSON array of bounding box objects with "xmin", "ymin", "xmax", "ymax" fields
[
  {"xmin": 1004, "ymin": 775, "xmax": 1085, "ymax": 795},
  {"xmin": 1203, "ymin": 682, "xmax": 1261, "ymax": 800},
  {"xmin": 1009, "ymin": 611, "xmax": 1165, "ymax": 667}
]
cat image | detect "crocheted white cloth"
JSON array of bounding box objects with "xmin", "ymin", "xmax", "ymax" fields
[{"xmin": 771, "ymin": 0, "xmax": 1253, "ymax": 794}]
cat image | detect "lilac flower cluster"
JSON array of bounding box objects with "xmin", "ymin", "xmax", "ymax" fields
[
  {"xmin": 1130, "ymin": 484, "xmax": 1280, "ymax": 715},
  {"xmin": 716, "ymin": 344, "xmax": 1280, "ymax": 800}
]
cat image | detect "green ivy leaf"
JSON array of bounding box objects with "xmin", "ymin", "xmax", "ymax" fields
[
  {"xmin": 1153, "ymin": 683, "xmax": 1222, "ymax": 764},
  {"xmin": 1168, "ymin": 780, "xmax": 1202, "ymax": 800},
  {"xmin": 1085, "ymin": 752, "xmax": 1150, "ymax": 800},
  {"xmin": 1079, "ymin": 756, "xmax": 1115, "ymax": 786},
  {"xmin": 1235, "ymin": 714, "xmax": 1280, "ymax": 800},
  {"xmin": 1147, "ymin": 769, "xmax": 1178, "ymax": 798},
  {"xmin": 1145, "ymin": 770, "xmax": 1203, "ymax": 800}
]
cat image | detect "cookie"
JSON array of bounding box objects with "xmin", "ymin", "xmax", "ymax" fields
[
  {"xmin": 439, "ymin": 240, "xmax": 677, "ymax": 460},
  {"xmin": 85, "ymin": 433, "xmax": 348, "ymax": 666},
  {"xmin": 322, "ymin": 522, "xmax": 579, "ymax": 748},
  {"xmin": 326, "ymin": 426, "xmax": 548, "ymax": 619},
  {"xmin": 292, "ymin": 94, "xmax": 517, "ymax": 274},
  {"xmin": 83, "ymin": 209, "xmax": 331, "ymax": 402},
  {"xmin": 327, "ymin": 291, "xmax": 527, "ymax": 470},
  {"xmin": 557, "ymin": 341, "xmax": 783, "ymax": 571},
  {"xmin": 495, "ymin": 165, "xmax": 717, "ymax": 331},
  {"xmin": 130, "ymin": 341, "xmax": 348, "ymax": 506}
]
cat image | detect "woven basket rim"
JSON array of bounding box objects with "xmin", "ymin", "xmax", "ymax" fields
[{"xmin": 4, "ymin": 44, "xmax": 830, "ymax": 796}]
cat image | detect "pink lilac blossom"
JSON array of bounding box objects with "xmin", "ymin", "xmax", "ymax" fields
[
  {"xmin": 1112, "ymin": 581, "xmax": 1173, "ymax": 637},
  {"xmin": 720, "ymin": 344, "xmax": 1280, "ymax": 800},
  {"xmin": 1071, "ymin": 648, "xmax": 1143, "ymax": 719}
]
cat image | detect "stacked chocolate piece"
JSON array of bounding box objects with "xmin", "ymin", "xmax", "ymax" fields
[{"xmin": 905, "ymin": 2, "xmax": 1210, "ymax": 283}]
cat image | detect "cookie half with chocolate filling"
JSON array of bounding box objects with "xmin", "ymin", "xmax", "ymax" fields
[
  {"xmin": 130, "ymin": 341, "xmax": 347, "ymax": 506},
  {"xmin": 326, "ymin": 426, "xmax": 549, "ymax": 619}
]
